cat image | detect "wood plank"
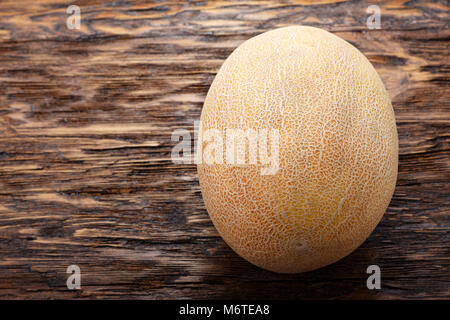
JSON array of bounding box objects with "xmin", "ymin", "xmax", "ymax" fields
[{"xmin": 0, "ymin": 0, "xmax": 448, "ymax": 299}]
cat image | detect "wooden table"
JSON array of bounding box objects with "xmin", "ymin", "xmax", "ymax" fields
[{"xmin": 0, "ymin": 0, "xmax": 448, "ymax": 299}]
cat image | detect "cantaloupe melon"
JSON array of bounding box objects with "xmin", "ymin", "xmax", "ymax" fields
[{"xmin": 197, "ymin": 26, "xmax": 398, "ymax": 273}]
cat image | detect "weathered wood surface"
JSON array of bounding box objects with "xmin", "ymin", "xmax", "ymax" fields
[{"xmin": 0, "ymin": 0, "xmax": 448, "ymax": 299}]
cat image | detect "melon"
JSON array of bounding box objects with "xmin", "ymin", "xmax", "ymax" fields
[{"xmin": 197, "ymin": 26, "xmax": 398, "ymax": 273}]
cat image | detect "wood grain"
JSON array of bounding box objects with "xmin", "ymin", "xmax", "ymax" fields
[{"xmin": 0, "ymin": 0, "xmax": 449, "ymax": 299}]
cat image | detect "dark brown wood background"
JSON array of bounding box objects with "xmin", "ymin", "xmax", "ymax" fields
[{"xmin": 0, "ymin": 0, "xmax": 448, "ymax": 299}]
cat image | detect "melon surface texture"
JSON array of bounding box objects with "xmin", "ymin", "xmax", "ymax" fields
[{"xmin": 197, "ymin": 26, "xmax": 398, "ymax": 273}]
